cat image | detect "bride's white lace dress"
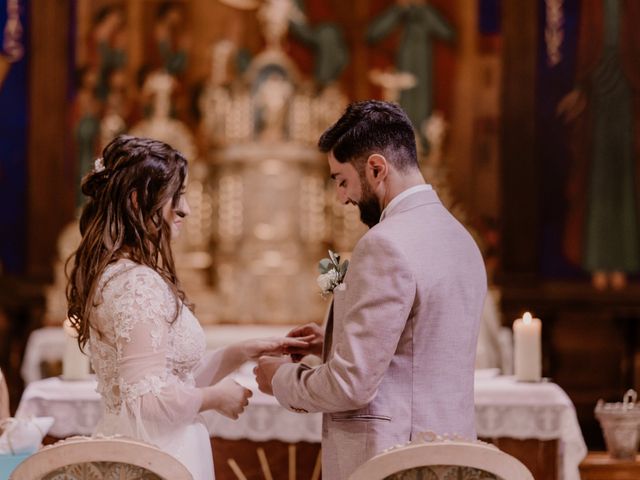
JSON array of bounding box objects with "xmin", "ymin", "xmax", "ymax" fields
[{"xmin": 89, "ymin": 259, "xmax": 215, "ymax": 479}]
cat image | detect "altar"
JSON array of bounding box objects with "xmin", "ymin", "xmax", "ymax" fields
[{"xmin": 15, "ymin": 366, "xmax": 586, "ymax": 480}]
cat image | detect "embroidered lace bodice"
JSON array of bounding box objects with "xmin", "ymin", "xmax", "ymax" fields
[
  {"xmin": 89, "ymin": 259, "xmax": 206, "ymax": 436},
  {"xmin": 87, "ymin": 259, "xmax": 228, "ymax": 479}
]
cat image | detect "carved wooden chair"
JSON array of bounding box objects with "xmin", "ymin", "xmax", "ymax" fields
[
  {"xmin": 0, "ymin": 367, "xmax": 9, "ymax": 421},
  {"xmin": 349, "ymin": 433, "xmax": 534, "ymax": 480},
  {"xmin": 10, "ymin": 436, "xmax": 193, "ymax": 480}
]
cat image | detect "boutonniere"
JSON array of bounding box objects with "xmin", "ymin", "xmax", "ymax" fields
[{"xmin": 317, "ymin": 250, "xmax": 349, "ymax": 296}]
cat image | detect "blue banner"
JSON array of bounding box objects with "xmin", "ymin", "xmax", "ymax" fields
[
  {"xmin": 0, "ymin": 0, "xmax": 29, "ymax": 275},
  {"xmin": 536, "ymin": 0, "xmax": 583, "ymax": 278}
]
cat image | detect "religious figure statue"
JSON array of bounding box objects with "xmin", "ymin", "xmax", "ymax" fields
[
  {"xmin": 557, "ymin": 0, "xmax": 640, "ymax": 290},
  {"xmin": 210, "ymin": 39, "xmax": 237, "ymax": 87},
  {"xmin": 366, "ymin": 0, "xmax": 454, "ymax": 147},
  {"xmin": 72, "ymin": 66, "xmax": 102, "ymax": 209},
  {"xmin": 216, "ymin": 0, "xmax": 348, "ymax": 88},
  {"xmin": 289, "ymin": 0, "xmax": 349, "ymax": 87},
  {"xmin": 254, "ymin": 71, "xmax": 294, "ymax": 141},
  {"xmin": 130, "ymin": 70, "xmax": 196, "ymax": 161},
  {"xmin": 152, "ymin": 2, "xmax": 190, "ymax": 77},
  {"xmin": 100, "ymin": 68, "xmax": 130, "ymax": 150},
  {"xmin": 89, "ymin": 5, "xmax": 127, "ymax": 101},
  {"xmin": 258, "ymin": 0, "xmax": 304, "ymax": 50},
  {"xmin": 422, "ymin": 110, "xmax": 446, "ymax": 166}
]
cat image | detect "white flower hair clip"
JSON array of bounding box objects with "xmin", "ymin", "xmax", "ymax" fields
[{"xmin": 94, "ymin": 157, "xmax": 105, "ymax": 173}]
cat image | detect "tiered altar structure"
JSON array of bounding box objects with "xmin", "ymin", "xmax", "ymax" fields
[{"xmin": 198, "ymin": 0, "xmax": 354, "ymax": 324}]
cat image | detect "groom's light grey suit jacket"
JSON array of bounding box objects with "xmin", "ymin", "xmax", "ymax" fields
[{"xmin": 272, "ymin": 189, "xmax": 487, "ymax": 480}]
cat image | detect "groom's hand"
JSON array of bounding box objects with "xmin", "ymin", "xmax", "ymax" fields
[{"xmin": 254, "ymin": 355, "xmax": 291, "ymax": 396}]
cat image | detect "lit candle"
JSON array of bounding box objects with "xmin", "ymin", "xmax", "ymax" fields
[
  {"xmin": 513, "ymin": 311, "xmax": 542, "ymax": 382},
  {"xmin": 62, "ymin": 318, "xmax": 90, "ymax": 380}
]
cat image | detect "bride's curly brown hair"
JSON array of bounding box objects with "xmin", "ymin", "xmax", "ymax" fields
[{"xmin": 66, "ymin": 135, "xmax": 190, "ymax": 350}]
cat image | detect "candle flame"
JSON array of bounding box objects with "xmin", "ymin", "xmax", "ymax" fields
[{"xmin": 523, "ymin": 312, "xmax": 533, "ymax": 324}]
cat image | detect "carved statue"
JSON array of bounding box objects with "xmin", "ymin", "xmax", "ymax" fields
[
  {"xmin": 99, "ymin": 69, "xmax": 129, "ymax": 150},
  {"xmin": 72, "ymin": 66, "xmax": 101, "ymax": 208},
  {"xmin": 366, "ymin": 0, "xmax": 454, "ymax": 147},
  {"xmin": 257, "ymin": 0, "xmax": 304, "ymax": 49},
  {"xmin": 254, "ymin": 71, "xmax": 294, "ymax": 141},
  {"xmin": 90, "ymin": 5, "xmax": 127, "ymax": 102},
  {"xmin": 130, "ymin": 71, "xmax": 196, "ymax": 161},
  {"xmin": 289, "ymin": 0, "xmax": 349, "ymax": 87},
  {"xmin": 152, "ymin": 2, "xmax": 190, "ymax": 77}
]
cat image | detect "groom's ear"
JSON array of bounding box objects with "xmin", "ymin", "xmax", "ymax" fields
[{"xmin": 366, "ymin": 154, "xmax": 388, "ymax": 182}]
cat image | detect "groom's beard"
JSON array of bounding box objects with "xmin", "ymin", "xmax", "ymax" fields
[{"xmin": 357, "ymin": 180, "xmax": 381, "ymax": 228}]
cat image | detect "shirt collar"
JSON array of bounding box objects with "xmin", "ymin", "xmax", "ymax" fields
[{"xmin": 379, "ymin": 184, "xmax": 433, "ymax": 222}]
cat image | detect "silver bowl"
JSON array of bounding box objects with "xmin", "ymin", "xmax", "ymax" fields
[{"xmin": 595, "ymin": 390, "xmax": 640, "ymax": 460}]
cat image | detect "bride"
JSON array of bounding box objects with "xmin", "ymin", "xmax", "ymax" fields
[{"xmin": 66, "ymin": 135, "xmax": 307, "ymax": 479}]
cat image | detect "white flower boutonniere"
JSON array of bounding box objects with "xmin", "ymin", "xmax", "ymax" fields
[{"xmin": 317, "ymin": 250, "xmax": 349, "ymax": 296}]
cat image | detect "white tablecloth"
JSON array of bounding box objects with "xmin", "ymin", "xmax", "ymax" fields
[
  {"xmin": 474, "ymin": 376, "xmax": 587, "ymax": 480},
  {"xmin": 21, "ymin": 327, "xmax": 67, "ymax": 384},
  {"xmin": 16, "ymin": 370, "xmax": 587, "ymax": 480}
]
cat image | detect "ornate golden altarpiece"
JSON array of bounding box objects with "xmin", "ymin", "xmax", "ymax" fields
[{"xmin": 47, "ymin": 0, "xmax": 366, "ymax": 327}]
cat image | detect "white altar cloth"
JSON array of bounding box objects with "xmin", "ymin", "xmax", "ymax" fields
[
  {"xmin": 16, "ymin": 370, "xmax": 586, "ymax": 480},
  {"xmin": 474, "ymin": 376, "xmax": 587, "ymax": 480}
]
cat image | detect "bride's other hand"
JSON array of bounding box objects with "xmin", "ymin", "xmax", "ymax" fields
[
  {"xmin": 242, "ymin": 336, "xmax": 311, "ymax": 360},
  {"xmin": 202, "ymin": 378, "xmax": 252, "ymax": 419},
  {"xmin": 286, "ymin": 323, "xmax": 324, "ymax": 361}
]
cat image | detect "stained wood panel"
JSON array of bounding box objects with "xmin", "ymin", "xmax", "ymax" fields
[{"xmin": 27, "ymin": 0, "xmax": 74, "ymax": 282}]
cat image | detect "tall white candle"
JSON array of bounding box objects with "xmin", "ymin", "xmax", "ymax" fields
[
  {"xmin": 513, "ymin": 311, "xmax": 542, "ymax": 382},
  {"xmin": 62, "ymin": 318, "xmax": 90, "ymax": 380}
]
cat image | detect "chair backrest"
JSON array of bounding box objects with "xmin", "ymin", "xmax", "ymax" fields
[
  {"xmin": 0, "ymin": 367, "xmax": 9, "ymax": 421},
  {"xmin": 10, "ymin": 436, "xmax": 193, "ymax": 480},
  {"xmin": 349, "ymin": 437, "xmax": 534, "ymax": 480}
]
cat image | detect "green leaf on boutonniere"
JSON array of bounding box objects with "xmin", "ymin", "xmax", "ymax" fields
[
  {"xmin": 319, "ymin": 258, "xmax": 332, "ymax": 274},
  {"xmin": 340, "ymin": 259, "xmax": 349, "ymax": 276}
]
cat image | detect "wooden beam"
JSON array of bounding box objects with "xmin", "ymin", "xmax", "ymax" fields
[
  {"xmin": 27, "ymin": 0, "xmax": 74, "ymax": 282},
  {"xmin": 499, "ymin": 0, "xmax": 539, "ymax": 283}
]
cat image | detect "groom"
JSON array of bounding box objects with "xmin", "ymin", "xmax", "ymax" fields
[{"xmin": 255, "ymin": 100, "xmax": 487, "ymax": 479}]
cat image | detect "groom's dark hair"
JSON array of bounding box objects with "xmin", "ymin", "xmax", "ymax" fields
[{"xmin": 318, "ymin": 100, "xmax": 418, "ymax": 172}]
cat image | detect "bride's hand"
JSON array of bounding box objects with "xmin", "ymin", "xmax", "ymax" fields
[
  {"xmin": 286, "ymin": 323, "xmax": 324, "ymax": 361},
  {"xmin": 203, "ymin": 378, "xmax": 252, "ymax": 419},
  {"xmin": 242, "ymin": 336, "xmax": 312, "ymax": 360}
]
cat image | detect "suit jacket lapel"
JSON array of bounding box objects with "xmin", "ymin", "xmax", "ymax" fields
[{"xmin": 322, "ymin": 300, "xmax": 334, "ymax": 362}]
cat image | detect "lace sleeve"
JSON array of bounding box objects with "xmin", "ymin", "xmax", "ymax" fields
[{"xmin": 104, "ymin": 265, "xmax": 203, "ymax": 431}]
